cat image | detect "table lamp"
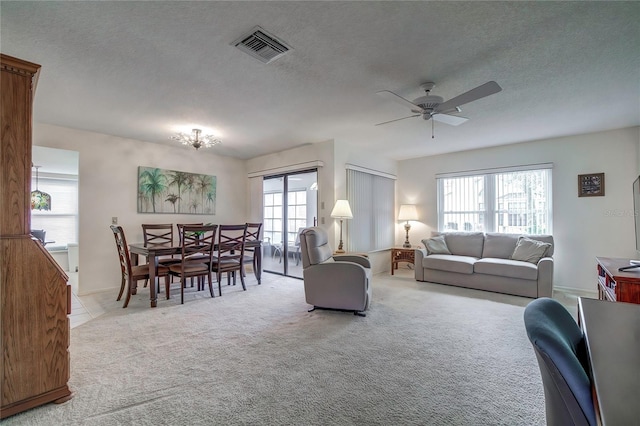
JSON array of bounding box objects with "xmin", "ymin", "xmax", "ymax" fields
[
  {"xmin": 331, "ymin": 200, "xmax": 353, "ymax": 253},
  {"xmin": 398, "ymin": 204, "xmax": 418, "ymax": 248}
]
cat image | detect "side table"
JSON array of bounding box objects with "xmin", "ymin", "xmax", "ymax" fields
[{"xmin": 391, "ymin": 247, "xmax": 415, "ymax": 275}]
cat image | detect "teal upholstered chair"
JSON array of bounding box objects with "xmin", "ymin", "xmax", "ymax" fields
[{"xmin": 524, "ymin": 298, "xmax": 596, "ymax": 426}]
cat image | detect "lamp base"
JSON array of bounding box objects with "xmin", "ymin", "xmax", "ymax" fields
[
  {"xmin": 334, "ymin": 249, "xmax": 346, "ymax": 254},
  {"xmin": 403, "ymin": 222, "xmax": 411, "ymax": 249}
]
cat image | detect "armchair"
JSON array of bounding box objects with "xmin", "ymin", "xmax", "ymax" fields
[{"xmin": 299, "ymin": 227, "xmax": 371, "ymax": 316}]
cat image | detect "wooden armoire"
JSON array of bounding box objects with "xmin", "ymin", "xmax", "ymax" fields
[{"xmin": 1, "ymin": 54, "xmax": 72, "ymax": 418}]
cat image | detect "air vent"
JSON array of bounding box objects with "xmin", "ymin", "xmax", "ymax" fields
[{"xmin": 233, "ymin": 26, "xmax": 291, "ymax": 64}]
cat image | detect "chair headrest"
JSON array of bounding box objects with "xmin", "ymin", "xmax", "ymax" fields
[{"xmin": 300, "ymin": 227, "xmax": 332, "ymax": 267}]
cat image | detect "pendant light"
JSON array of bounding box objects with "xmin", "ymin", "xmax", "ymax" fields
[{"xmin": 31, "ymin": 165, "xmax": 51, "ymax": 211}]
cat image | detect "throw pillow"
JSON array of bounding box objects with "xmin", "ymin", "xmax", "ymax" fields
[
  {"xmin": 422, "ymin": 235, "xmax": 452, "ymax": 255},
  {"xmin": 510, "ymin": 236, "xmax": 551, "ymax": 264}
]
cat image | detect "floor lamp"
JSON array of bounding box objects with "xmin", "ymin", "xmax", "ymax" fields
[
  {"xmin": 331, "ymin": 200, "xmax": 353, "ymax": 254},
  {"xmin": 398, "ymin": 204, "xmax": 418, "ymax": 248}
]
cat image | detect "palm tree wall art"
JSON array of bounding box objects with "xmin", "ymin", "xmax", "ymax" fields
[{"xmin": 137, "ymin": 166, "xmax": 217, "ymax": 214}]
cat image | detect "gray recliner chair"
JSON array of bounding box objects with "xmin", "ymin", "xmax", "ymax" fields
[{"xmin": 299, "ymin": 227, "xmax": 372, "ymax": 316}]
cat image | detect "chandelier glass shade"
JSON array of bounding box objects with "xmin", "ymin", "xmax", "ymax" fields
[
  {"xmin": 170, "ymin": 128, "xmax": 221, "ymax": 150},
  {"xmin": 31, "ymin": 165, "xmax": 51, "ymax": 211}
]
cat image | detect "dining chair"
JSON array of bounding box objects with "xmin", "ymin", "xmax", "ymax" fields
[
  {"xmin": 176, "ymin": 223, "xmax": 205, "ymax": 288},
  {"xmin": 110, "ymin": 225, "xmax": 170, "ymax": 308},
  {"xmin": 168, "ymin": 224, "xmax": 218, "ymax": 304},
  {"xmin": 242, "ymin": 222, "xmax": 262, "ymax": 284},
  {"xmin": 211, "ymin": 224, "xmax": 248, "ymax": 295},
  {"xmin": 142, "ymin": 223, "xmax": 180, "ymax": 290},
  {"xmin": 176, "ymin": 223, "xmax": 204, "ymax": 244}
]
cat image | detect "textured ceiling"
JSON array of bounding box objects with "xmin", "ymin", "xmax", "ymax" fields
[{"xmin": 2, "ymin": 1, "xmax": 639, "ymax": 160}]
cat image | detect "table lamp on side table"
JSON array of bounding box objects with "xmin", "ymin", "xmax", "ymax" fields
[
  {"xmin": 331, "ymin": 200, "xmax": 353, "ymax": 254},
  {"xmin": 398, "ymin": 204, "xmax": 418, "ymax": 248}
]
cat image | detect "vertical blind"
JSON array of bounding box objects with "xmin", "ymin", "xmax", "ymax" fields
[
  {"xmin": 30, "ymin": 175, "xmax": 79, "ymax": 248},
  {"xmin": 346, "ymin": 168, "xmax": 395, "ymax": 252}
]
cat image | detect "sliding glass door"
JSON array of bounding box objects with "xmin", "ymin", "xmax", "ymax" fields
[{"xmin": 262, "ymin": 170, "xmax": 317, "ymax": 278}]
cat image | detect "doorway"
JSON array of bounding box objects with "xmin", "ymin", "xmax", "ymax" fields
[{"xmin": 262, "ymin": 170, "xmax": 318, "ymax": 278}]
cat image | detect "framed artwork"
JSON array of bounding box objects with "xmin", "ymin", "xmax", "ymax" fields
[
  {"xmin": 578, "ymin": 173, "xmax": 605, "ymax": 197},
  {"xmin": 137, "ymin": 166, "xmax": 216, "ymax": 214}
]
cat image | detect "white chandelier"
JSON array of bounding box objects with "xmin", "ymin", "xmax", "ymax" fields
[{"xmin": 170, "ymin": 128, "xmax": 221, "ymax": 150}]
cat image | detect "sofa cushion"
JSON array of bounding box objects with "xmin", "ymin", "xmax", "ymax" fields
[
  {"xmin": 439, "ymin": 232, "xmax": 485, "ymax": 257},
  {"xmin": 482, "ymin": 233, "xmax": 520, "ymax": 259},
  {"xmin": 422, "ymin": 235, "xmax": 451, "ymax": 255},
  {"xmin": 474, "ymin": 257, "xmax": 538, "ymax": 281},
  {"xmin": 511, "ymin": 236, "xmax": 552, "ymax": 264},
  {"xmin": 524, "ymin": 234, "xmax": 554, "ymax": 257},
  {"xmin": 422, "ymin": 254, "xmax": 476, "ymax": 274}
]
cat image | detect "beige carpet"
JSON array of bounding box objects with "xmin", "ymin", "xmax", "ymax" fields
[{"xmin": 4, "ymin": 270, "xmax": 546, "ymax": 425}]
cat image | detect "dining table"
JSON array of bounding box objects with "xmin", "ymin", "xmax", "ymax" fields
[{"xmin": 129, "ymin": 240, "xmax": 262, "ymax": 308}]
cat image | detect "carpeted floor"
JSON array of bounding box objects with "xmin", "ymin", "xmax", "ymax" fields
[{"xmin": 3, "ymin": 269, "xmax": 546, "ymax": 425}]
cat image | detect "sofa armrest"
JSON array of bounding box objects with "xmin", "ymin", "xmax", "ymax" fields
[
  {"xmin": 333, "ymin": 255, "xmax": 371, "ymax": 268},
  {"xmin": 537, "ymin": 257, "xmax": 554, "ymax": 298},
  {"xmin": 415, "ymin": 248, "xmax": 427, "ymax": 281}
]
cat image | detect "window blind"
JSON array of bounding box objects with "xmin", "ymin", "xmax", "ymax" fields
[{"xmin": 346, "ymin": 168, "xmax": 395, "ymax": 252}]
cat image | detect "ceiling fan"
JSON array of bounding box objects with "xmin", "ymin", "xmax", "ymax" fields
[{"xmin": 375, "ymin": 81, "xmax": 502, "ymax": 132}]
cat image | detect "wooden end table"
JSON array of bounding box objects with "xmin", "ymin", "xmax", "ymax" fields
[{"xmin": 391, "ymin": 247, "xmax": 415, "ymax": 275}]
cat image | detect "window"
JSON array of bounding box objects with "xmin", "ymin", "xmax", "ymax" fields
[
  {"xmin": 287, "ymin": 190, "xmax": 307, "ymax": 243},
  {"xmin": 346, "ymin": 167, "xmax": 395, "ymax": 252},
  {"xmin": 437, "ymin": 165, "xmax": 552, "ymax": 234},
  {"xmin": 30, "ymin": 174, "xmax": 79, "ymax": 248},
  {"xmin": 264, "ymin": 189, "xmax": 308, "ymax": 245},
  {"xmin": 263, "ymin": 192, "xmax": 283, "ymax": 245}
]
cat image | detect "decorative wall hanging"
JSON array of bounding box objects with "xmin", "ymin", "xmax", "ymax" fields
[
  {"xmin": 578, "ymin": 173, "xmax": 605, "ymax": 197},
  {"xmin": 137, "ymin": 166, "xmax": 216, "ymax": 214}
]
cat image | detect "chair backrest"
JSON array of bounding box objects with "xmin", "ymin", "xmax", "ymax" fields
[
  {"xmin": 295, "ymin": 227, "xmax": 304, "ymax": 247},
  {"xmin": 299, "ymin": 227, "xmax": 332, "ymax": 268},
  {"xmin": 524, "ymin": 298, "xmax": 596, "ymax": 426},
  {"xmin": 218, "ymin": 224, "xmax": 248, "ymax": 260},
  {"xmin": 180, "ymin": 224, "xmax": 217, "ymax": 264},
  {"xmin": 142, "ymin": 224, "xmax": 173, "ymax": 246},
  {"xmin": 110, "ymin": 225, "xmax": 133, "ymax": 281},
  {"xmin": 31, "ymin": 229, "xmax": 46, "ymax": 243},
  {"xmin": 245, "ymin": 223, "xmax": 262, "ymax": 243},
  {"xmin": 177, "ymin": 223, "xmax": 204, "ymax": 244}
]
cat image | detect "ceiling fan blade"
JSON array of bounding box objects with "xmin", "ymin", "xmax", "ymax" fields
[
  {"xmin": 435, "ymin": 81, "xmax": 502, "ymax": 113},
  {"xmin": 432, "ymin": 113, "xmax": 469, "ymax": 126},
  {"xmin": 374, "ymin": 114, "xmax": 421, "ymax": 126},
  {"xmin": 376, "ymin": 90, "xmax": 426, "ymax": 113}
]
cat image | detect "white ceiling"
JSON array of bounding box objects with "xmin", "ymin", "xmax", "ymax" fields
[{"xmin": 2, "ymin": 2, "xmax": 639, "ymax": 161}]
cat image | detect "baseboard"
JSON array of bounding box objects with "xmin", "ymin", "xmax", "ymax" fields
[{"xmin": 554, "ymin": 285, "xmax": 597, "ymax": 299}]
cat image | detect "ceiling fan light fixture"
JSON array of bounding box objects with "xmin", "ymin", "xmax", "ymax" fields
[{"xmin": 170, "ymin": 128, "xmax": 221, "ymax": 150}]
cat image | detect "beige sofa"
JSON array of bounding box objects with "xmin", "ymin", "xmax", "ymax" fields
[{"xmin": 415, "ymin": 232, "xmax": 554, "ymax": 298}]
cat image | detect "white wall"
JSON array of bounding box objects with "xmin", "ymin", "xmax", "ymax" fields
[
  {"xmin": 34, "ymin": 123, "xmax": 247, "ymax": 295},
  {"xmin": 398, "ymin": 126, "xmax": 640, "ymax": 295}
]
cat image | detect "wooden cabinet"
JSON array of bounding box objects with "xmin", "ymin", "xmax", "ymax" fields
[
  {"xmin": 1, "ymin": 54, "xmax": 72, "ymax": 419},
  {"xmin": 595, "ymin": 257, "xmax": 640, "ymax": 304}
]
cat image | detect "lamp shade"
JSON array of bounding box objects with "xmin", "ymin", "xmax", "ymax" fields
[
  {"xmin": 398, "ymin": 204, "xmax": 418, "ymax": 221},
  {"xmin": 330, "ymin": 200, "xmax": 353, "ymax": 219}
]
